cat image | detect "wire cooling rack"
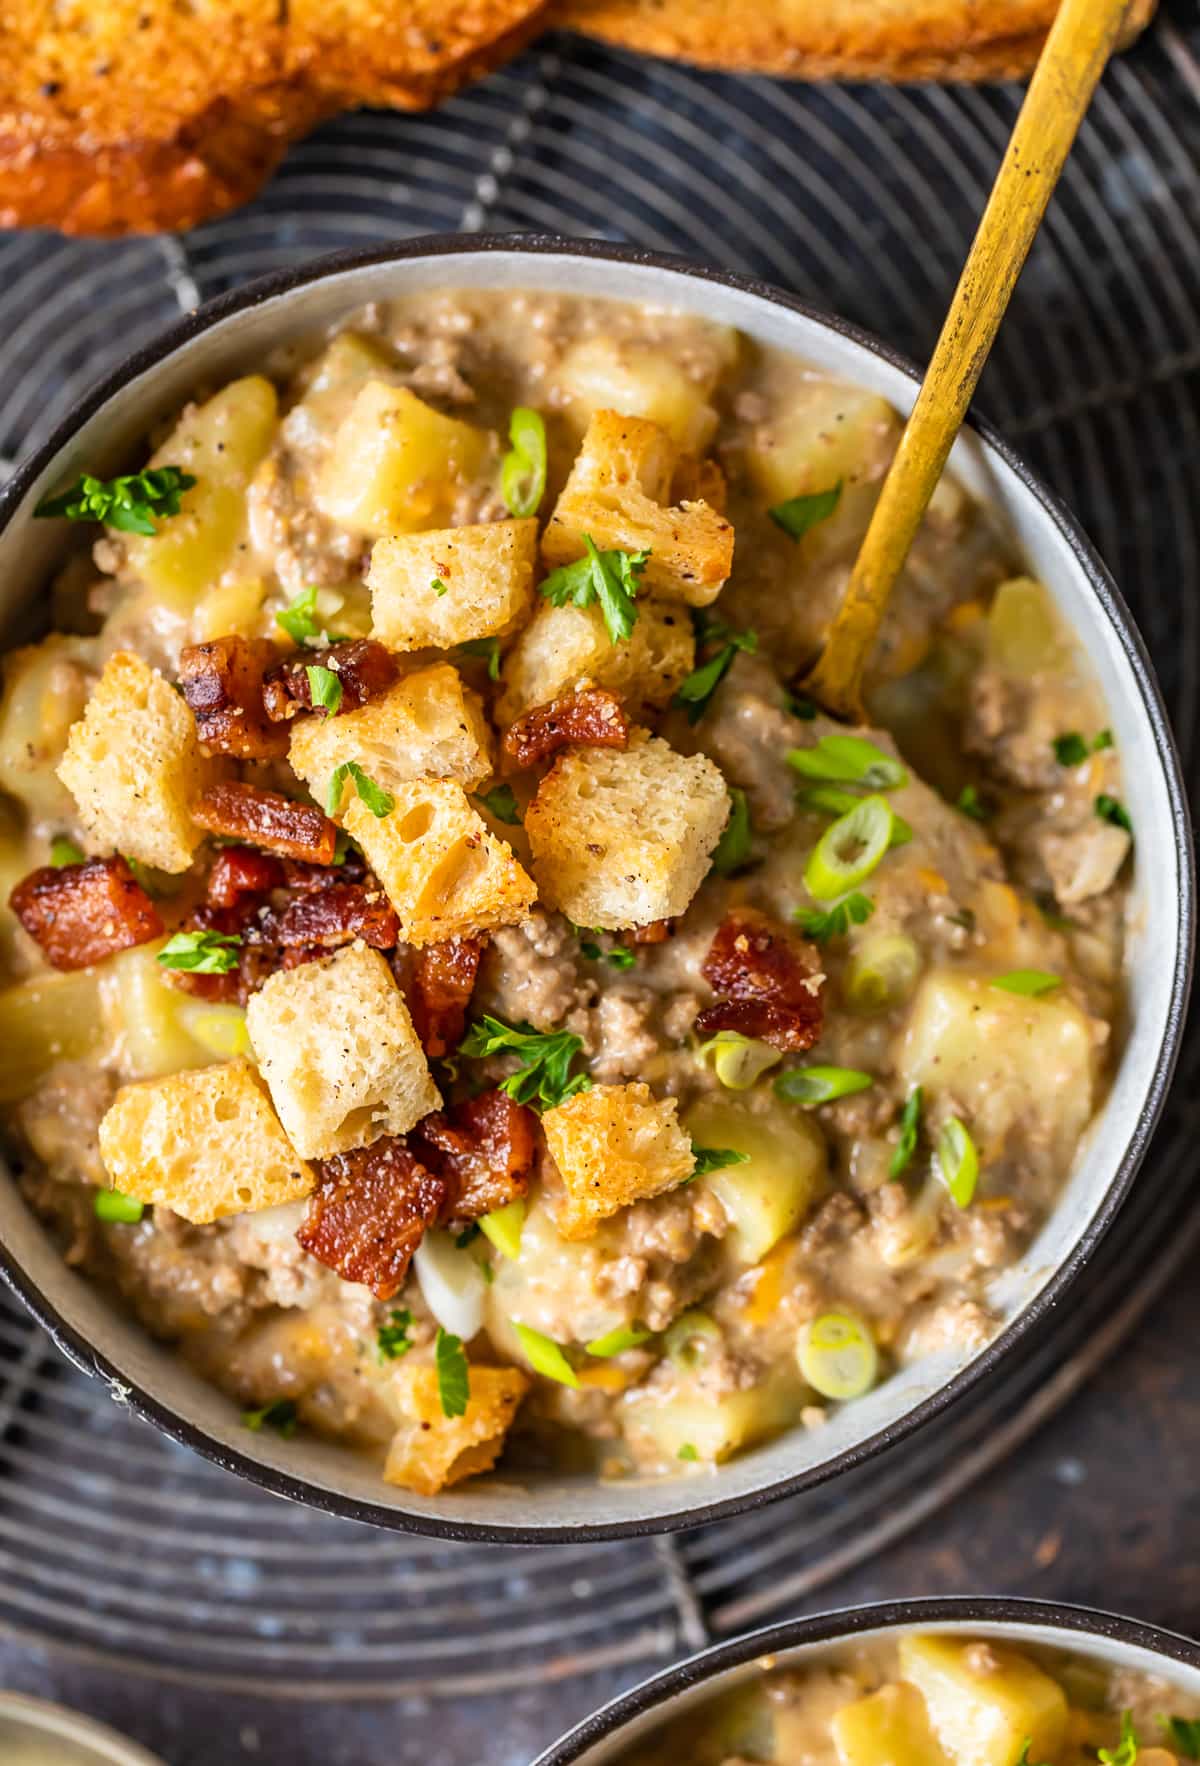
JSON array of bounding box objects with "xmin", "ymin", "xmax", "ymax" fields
[{"xmin": 1, "ymin": 0, "xmax": 1200, "ymax": 1719}]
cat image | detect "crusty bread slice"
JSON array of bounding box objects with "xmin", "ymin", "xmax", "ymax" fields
[{"xmin": 553, "ymin": 0, "xmax": 1156, "ymax": 81}]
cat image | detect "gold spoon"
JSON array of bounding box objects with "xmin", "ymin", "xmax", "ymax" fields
[{"xmin": 801, "ymin": 0, "xmax": 1136, "ymax": 723}]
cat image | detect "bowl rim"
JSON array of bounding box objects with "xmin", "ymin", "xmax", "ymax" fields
[
  {"xmin": 0, "ymin": 231, "xmax": 1192, "ymax": 1543},
  {"xmin": 531, "ymin": 1595, "xmax": 1200, "ymax": 1764}
]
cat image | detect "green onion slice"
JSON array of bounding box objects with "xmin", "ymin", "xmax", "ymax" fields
[
  {"xmin": 501, "ymin": 407, "xmax": 548, "ymax": 518},
  {"xmin": 804, "ymin": 793, "xmax": 895, "ymax": 900},
  {"xmin": 513, "ymin": 1321, "xmax": 580, "ymax": 1388},
  {"xmin": 710, "ymin": 785, "xmax": 753, "ymax": 875},
  {"xmin": 478, "ymin": 1197, "xmax": 526, "ymax": 1261},
  {"xmin": 935, "ymin": 1117, "xmax": 979, "ymax": 1208},
  {"xmin": 94, "ymin": 1188, "xmax": 144, "ymax": 1224},
  {"xmin": 664, "ymin": 1310, "xmax": 721, "ymax": 1370},
  {"xmin": 797, "ymin": 1311, "xmax": 878, "ymax": 1401},
  {"xmin": 696, "ymin": 1029, "xmax": 781, "ymax": 1091},
  {"xmin": 990, "ymin": 969, "xmax": 1061, "ymax": 997},
  {"xmin": 787, "ymin": 734, "xmax": 907, "ymax": 792},
  {"xmin": 774, "ymin": 1065, "xmax": 874, "ymax": 1107},
  {"xmin": 50, "ymin": 835, "xmax": 85, "ymax": 868},
  {"xmin": 889, "ymin": 1087, "xmax": 923, "ymax": 1179},
  {"xmin": 843, "ymin": 932, "xmax": 922, "ymax": 1013},
  {"xmin": 585, "ymin": 1324, "xmax": 652, "ymax": 1358},
  {"xmin": 797, "ymin": 783, "xmax": 913, "ymax": 847},
  {"xmin": 677, "ymin": 1442, "xmax": 700, "ymax": 1462}
]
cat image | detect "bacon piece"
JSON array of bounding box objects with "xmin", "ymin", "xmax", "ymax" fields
[
  {"xmin": 179, "ymin": 636, "xmax": 289, "ymax": 759},
  {"xmin": 396, "ymin": 935, "xmax": 485, "ymax": 1058},
  {"xmin": 297, "ymin": 1140, "xmax": 448, "ymax": 1300},
  {"xmin": 694, "ymin": 905, "xmax": 824, "ymax": 1052},
  {"xmin": 412, "ymin": 1089, "xmax": 536, "ymax": 1220},
  {"xmin": 192, "ymin": 781, "xmax": 338, "ymax": 866},
  {"xmin": 262, "ymin": 639, "xmax": 398, "ymax": 723},
  {"xmin": 628, "ymin": 918, "xmax": 673, "ymax": 945},
  {"xmin": 206, "ymin": 845, "xmax": 285, "ymax": 910},
  {"xmin": 503, "ymin": 686, "xmax": 629, "ymax": 769},
  {"xmin": 281, "ymin": 851, "xmax": 368, "ymax": 892},
  {"xmin": 274, "ymin": 883, "xmax": 398, "ymax": 951},
  {"xmin": 10, "ymin": 857, "xmax": 162, "ymax": 971}
]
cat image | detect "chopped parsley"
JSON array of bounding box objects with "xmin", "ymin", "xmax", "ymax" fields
[
  {"xmin": 1094, "ymin": 727, "xmax": 1114, "ymax": 751},
  {"xmin": 1098, "ymin": 1712, "xmax": 1139, "ymax": 1766},
  {"xmin": 1095, "ymin": 792, "xmax": 1133, "ymax": 834},
  {"xmin": 458, "ymin": 636, "xmax": 503, "ymax": 680},
  {"xmin": 275, "ymin": 584, "xmax": 345, "ymax": 647},
  {"xmin": 459, "ymin": 1013, "xmax": 591, "ymax": 1110},
  {"xmin": 540, "ymin": 536, "xmax": 648, "ymax": 645},
  {"xmin": 711, "ymin": 785, "xmax": 753, "ymax": 876},
  {"xmin": 326, "ymin": 759, "xmax": 394, "ymax": 819},
  {"xmin": 474, "ymin": 783, "xmax": 522, "ymax": 825},
  {"xmin": 156, "ymin": 929, "xmax": 242, "ymax": 974},
  {"xmin": 306, "ymin": 663, "xmax": 343, "ymax": 716},
  {"xmin": 501, "ymin": 406, "xmax": 548, "ymax": 518},
  {"xmin": 690, "ymin": 1146, "xmax": 751, "ymax": 1180},
  {"xmin": 1165, "ymin": 1717, "xmax": 1200, "ymax": 1757},
  {"xmin": 1054, "ymin": 728, "xmax": 1114, "ymax": 766},
  {"xmin": 672, "ymin": 612, "xmax": 758, "ymax": 724},
  {"xmin": 49, "ymin": 835, "xmax": 85, "ymax": 867},
  {"xmin": 435, "ymin": 1327, "xmax": 470, "ymax": 1418},
  {"xmin": 677, "ymin": 1443, "xmax": 700, "ymax": 1462},
  {"xmin": 242, "ymin": 1398, "xmax": 298, "ymax": 1438},
  {"xmin": 578, "ymin": 933, "xmax": 636, "ymax": 970},
  {"xmin": 35, "ymin": 465, "xmax": 196, "ymax": 535},
  {"xmin": 768, "ymin": 481, "xmax": 843, "ymax": 541},
  {"xmin": 793, "ymin": 891, "xmax": 874, "ymax": 943},
  {"xmin": 94, "ymin": 1188, "xmax": 144, "ymax": 1224},
  {"xmin": 956, "ymin": 784, "xmax": 989, "ymax": 821},
  {"xmin": 889, "ymin": 1087, "xmax": 922, "ymax": 1178},
  {"xmin": 454, "ymin": 1223, "xmax": 482, "ymax": 1251},
  {"xmin": 430, "ymin": 577, "xmax": 448, "ymax": 597},
  {"xmin": 376, "ymin": 1308, "xmax": 415, "ymax": 1362}
]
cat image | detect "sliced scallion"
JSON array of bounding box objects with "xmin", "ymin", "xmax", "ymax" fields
[
  {"xmin": 889, "ymin": 1087, "xmax": 923, "ymax": 1179},
  {"xmin": 478, "ymin": 1197, "xmax": 526, "ymax": 1261},
  {"xmin": 804, "ymin": 794, "xmax": 894, "ymax": 900},
  {"xmin": 94, "ymin": 1188, "xmax": 144, "ymax": 1224},
  {"xmin": 990, "ymin": 969, "xmax": 1061, "ymax": 997},
  {"xmin": 797, "ymin": 783, "xmax": 913, "ymax": 847},
  {"xmin": 696, "ymin": 1029, "xmax": 781, "ymax": 1091},
  {"xmin": 513, "ymin": 1321, "xmax": 580, "ymax": 1388},
  {"xmin": 797, "ymin": 1311, "xmax": 878, "ymax": 1401},
  {"xmin": 774, "ymin": 1065, "xmax": 874, "ymax": 1107},
  {"xmin": 935, "ymin": 1117, "xmax": 979, "ymax": 1208},
  {"xmin": 843, "ymin": 932, "xmax": 922, "ymax": 1013},
  {"xmin": 663, "ymin": 1310, "xmax": 721, "ymax": 1370},
  {"xmin": 787, "ymin": 734, "xmax": 907, "ymax": 792},
  {"xmin": 585, "ymin": 1324, "xmax": 652, "ymax": 1358}
]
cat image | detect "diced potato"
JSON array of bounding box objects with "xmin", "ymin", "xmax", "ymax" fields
[
  {"xmin": 744, "ymin": 379, "xmax": 900, "ymax": 507},
  {"xmin": 987, "ymin": 577, "xmax": 1068, "ymax": 676},
  {"xmin": 315, "ymin": 381, "xmax": 490, "ymax": 538},
  {"xmin": 624, "ymin": 1363, "xmax": 798, "ymax": 1465},
  {"xmin": 0, "ymin": 634, "xmax": 98, "ymax": 826},
  {"xmin": 832, "ymin": 1683, "xmax": 949, "ymax": 1766},
  {"xmin": 487, "ymin": 1198, "xmax": 632, "ymax": 1349},
  {"xmin": 897, "ymin": 1635, "xmax": 1068, "ymax": 1766},
  {"xmin": 0, "ymin": 968, "xmax": 106, "ymax": 1102},
  {"xmin": 192, "ymin": 574, "xmax": 268, "ymax": 642},
  {"xmin": 295, "ymin": 332, "xmax": 398, "ymax": 441},
  {"xmin": 100, "ymin": 942, "xmax": 237, "ymax": 1079},
  {"xmin": 896, "ymin": 970, "xmax": 1099, "ymax": 1170},
  {"xmin": 122, "ymin": 376, "xmax": 279, "ymax": 610},
  {"xmin": 555, "ymin": 335, "xmax": 720, "ymax": 452},
  {"xmin": 685, "ymin": 1094, "xmax": 827, "ymax": 1265},
  {"xmin": 368, "ymin": 518, "xmax": 538, "ymax": 650},
  {"xmin": 495, "ymin": 597, "xmax": 695, "ymax": 726}
]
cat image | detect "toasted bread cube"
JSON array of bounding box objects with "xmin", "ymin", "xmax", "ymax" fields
[
  {"xmin": 495, "ymin": 597, "xmax": 694, "ymax": 726},
  {"xmin": 289, "ymin": 663, "xmax": 492, "ymax": 800},
  {"xmin": 343, "ymin": 782, "xmax": 536, "ymax": 947},
  {"xmin": 97, "ymin": 1058, "xmax": 313, "ymax": 1225},
  {"xmin": 368, "ymin": 518, "xmax": 538, "ymax": 651},
  {"xmin": 897, "ymin": 1635, "xmax": 1068, "ymax": 1766},
  {"xmin": 384, "ymin": 1363, "xmax": 530, "ymax": 1494},
  {"xmin": 541, "ymin": 410, "xmax": 733, "ymax": 605},
  {"xmin": 315, "ymin": 381, "xmax": 490, "ymax": 539},
  {"xmin": 57, "ymin": 650, "xmax": 214, "ymax": 873},
  {"xmin": 525, "ymin": 731, "xmax": 729, "ymax": 929},
  {"xmin": 245, "ymin": 941, "xmax": 440, "ymax": 1160},
  {"xmin": 543, "ymin": 1082, "xmax": 695, "ymax": 1240}
]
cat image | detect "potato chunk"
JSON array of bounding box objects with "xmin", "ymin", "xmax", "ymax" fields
[
  {"xmin": 525, "ymin": 731, "xmax": 729, "ymax": 929},
  {"xmin": 744, "ymin": 380, "xmax": 900, "ymax": 507},
  {"xmin": 0, "ymin": 634, "xmax": 97, "ymax": 825},
  {"xmin": 288, "ymin": 663, "xmax": 492, "ymax": 800},
  {"xmin": 245, "ymin": 941, "xmax": 440, "ymax": 1160},
  {"xmin": 624, "ymin": 1363, "xmax": 798, "ymax": 1466},
  {"xmin": 384, "ymin": 1363, "xmax": 530, "ymax": 1495},
  {"xmin": 343, "ymin": 782, "xmax": 536, "ymax": 947},
  {"xmin": 57, "ymin": 650, "xmax": 215, "ymax": 872},
  {"xmin": 541, "ymin": 410, "xmax": 734, "ymax": 605},
  {"xmin": 368, "ymin": 518, "xmax": 538, "ymax": 650},
  {"xmin": 897, "ymin": 1635, "xmax": 1068, "ymax": 1766},
  {"xmin": 543, "ymin": 1081, "xmax": 695, "ymax": 1240},
  {"xmin": 686, "ymin": 1094, "xmax": 826, "ymax": 1265},
  {"xmin": 832, "ymin": 1683, "xmax": 949, "ymax": 1766},
  {"xmin": 896, "ymin": 970, "xmax": 1099, "ymax": 1170},
  {"xmin": 495, "ymin": 597, "xmax": 694, "ymax": 726},
  {"xmin": 98, "ymin": 1058, "xmax": 313, "ymax": 1225},
  {"xmin": 315, "ymin": 382, "xmax": 489, "ymax": 538},
  {"xmin": 555, "ymin": 335, "xmax": 722, "ymax": 452}
]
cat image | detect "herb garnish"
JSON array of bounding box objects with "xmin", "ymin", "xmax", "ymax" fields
[
  {"xmin": 458, "ymin": 636, "xmax": 503, "ymax": 681},
  {"xmin": 513, "ymin": 1321, "xmax": 579, "ymax": 1388},
  {"xmin": 435, "ymin": 1327, "xmax": 470, "ymax": 1418},
  {"xmin": 787, "ymin": 733, "xmax": 907, "ymax": 791},
  {"xmin": 578, "ymin": 932, "xmax": 636, "ymax": 970},
  {"xmin": 326, "ymin": 760, "xmax": 394, "ymax": 819},
  {"xmin": 306, "ymin": 663, "xmax": 343, "ymax": 716},
  {"xmin": 889, "ymin": 1087, "xmax": 922, "ymax": 1178},
  {"xmin": 35, "ymin": 465, "xmax": 196, "ymax": 535},
  {"xmin": 991, "ymin": 969, "xmax": 1061, "ymax": 997},
  {"xmin": 784, "ymin": 690, "xmax": 818, "ymax": 720},
  {"xmin": 501, "ymin": 407, "xmax": 548, "ymax": 518},
  {"xmin": 431, "ymin": 577, "xmax": 448, "ymax": 597},
  {"xmin": 711, "ymin": 785, "xmax": 753, "ymax": 877},
  {"xmin": 677, "ymin": 1443, "xmax": 700, "ymax": 1462},
  {"xmin": 376, "ymin": 1309, "xmax": 415, "ymax": 1362},
  {"xmin": 956, "ymin": 784, "xmax": 989, "ymax": 821},
  {"xmin": 672, "ymin": 611, "xmax": 758, "ymax": 724},
  {"xmin": 1165, "ymin": 1716, "xmax": 1200, "ymax": 1757},
  {"xmin": 1096, "ymin": 793, "xmax": 1133, "ymax": 834},
  {"xmin": 1098, "ymin": 1712, "xmax": 1139, "ymax": 1766},
  {"xmin": 275, "ymin": 584, "xmax": 346, "ymax": 647},
  {"xmin": 474, "ymin": 783, "xmax": 522, "ymax": 825},
  {"xmin": 794, "ymin": 891, "xmax": 874, "ymax": 943},
  {"xmin": 540, "ymin": 536, "xmax": 648, "ymax": 645},
  {"xmin": 1054, "ymin": 729, "xmax": 1114, "ymax": 766},
  {"xmin": 690, "ymin": 1146, "xmax": 751, "ymax": 1180},
  {"xmin": 156, "ymin": 929, "xmax": 242, "ymax": 974},
  {"xmin": 50, "ymin": 835, "xmax": 85, "ymax": 867},
  {"xmin": 769, "ymin": 481, "xmax": 843, "ymax": 541},
  {"xmin": 459, "ymin": 1014, "xmax": 592, "ymax": 1110},
  {"xmin": 585, "ymin": 1325, "xmax": 652, "ymax": 1357},
  {"xmin": 94, "ymin": 1188, "xmax": 144, "ymax": 1224},
  {"xmin": 242, "ymin": 1398, "xmax": 298, "ymax": 1438}
]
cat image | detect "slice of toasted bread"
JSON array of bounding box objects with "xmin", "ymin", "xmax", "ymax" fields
[
  {"xmin": 554, "ymin": 0, "xmax": 1156, "ymax": 82},
  {"xmin": 0, "ymin": 0, "xmax": 549, "ymax": 235}
]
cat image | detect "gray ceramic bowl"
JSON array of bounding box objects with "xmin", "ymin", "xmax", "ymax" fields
[
  {"xmin": 0, "ymin": 1692, "xmax": 163, "ymax": 1766},
  {"xmin": 0, "ymin": 236, "xmax": 1191, "ymax": 1540},
  {"xmin": 534, "ymin": 1598, "xmax": 1200, "ymax": 1764}
]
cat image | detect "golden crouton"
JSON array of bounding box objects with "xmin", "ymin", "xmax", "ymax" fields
[
  {"xmin": 368, "ymin": 518, "xmax": 538, "ymax": 650},
  {"xmin": 525, "ymin": 730, "xmax": 729, "ymax": 929},
  {"xmin": 57, "ymin": 650, "xmax": 215, "ymax": 872},
  {"xmin": 495, "ymin": 597, "xmax": 694, "ymax": 726},
  {"xmin": 97, "ymin": 1058, "xmax": 312, "ymax": 1225},
  {"xmin": 543, "ymin": 1082, "xmax": 696, "ymax": 1240},
  {"xmin": 384, "ymin": 1363, "xmax": 530, "ymax": 1495},
  {"xmin": 289, "ymin": 663, "xmax": 493, "ymax": 800},
  {"xmin": 343, "ymin": 782, "xmax": 536, "ymax": 947},
  {"xmin": 245, "ymin": 941, "xmax": 440, "ymax": 1160},
  {"xmin": 315, "ymin": 382, "xmax": 490, "ymax": 539},
  {"xmin": 541, "ymin": 410, "xmax": 733, "ymax": 605}
]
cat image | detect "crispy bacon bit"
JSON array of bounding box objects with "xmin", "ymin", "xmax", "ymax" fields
[
  {"xmin": 206, "ymin": 845, "xmax": 284, "ymax": 910},
  {"xmin": 412, "ymin": 1089, "xmax": 537, "ymax": 1220},
  {"xmin": 274, "ymin": 883, "xmax": 398, "ymax": 951},
  {"xmin": 627, "ymin": 918, "xmax": 673, "ymax": 945},
  {"xmin": 396, "ymin": 935, "xmax": 485, "ymax": 1058},
  {"xmin": 297, "ymin": 1140, "xmax": 448, "ymax": 1300},
  {"xmin": 281, "ymin": 851, "xmax": 367, "ymax": 891},
  {"xmin": 503, "ymin": 686, "xmax": 629, "ymax": 769},
  {"xmin": 262, "ymin": 639, "xmax": 398, "ymax": 723},
  {"xmin": 694, "ymin": 905, "xmax": 824, "ymax": 1052},
  {"xmin": 179, "ymin": 636, "xmax": 289, "ymax": 759},
  {"xmin": 10, "ymin": 857, "xmax": 163, "ymax": 971},
  {"xmin": 192, "ymin": 781, "xmax": 338, "ymax": 866}
]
